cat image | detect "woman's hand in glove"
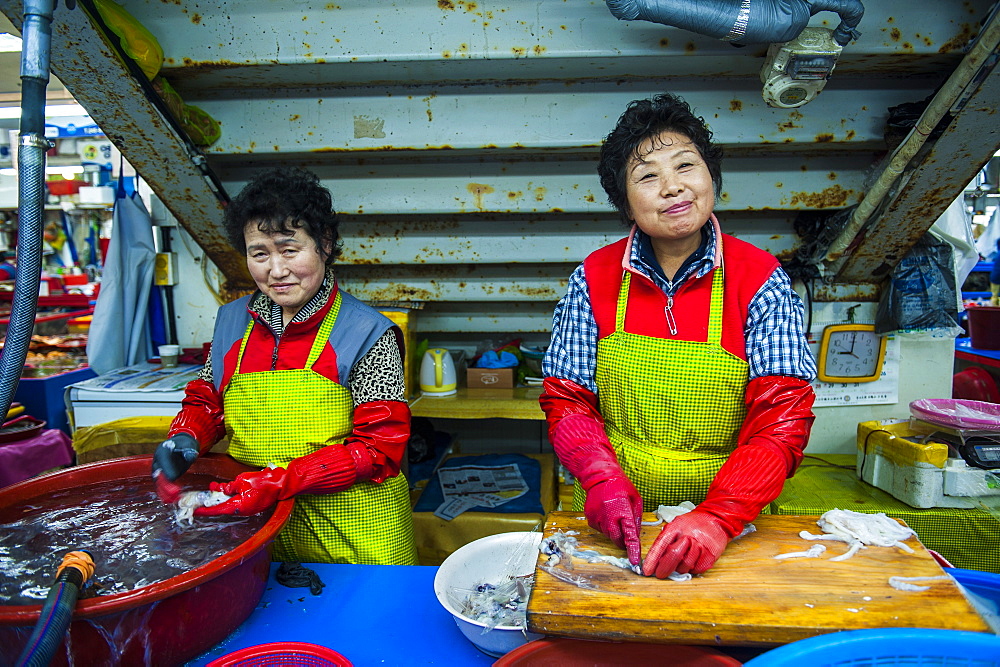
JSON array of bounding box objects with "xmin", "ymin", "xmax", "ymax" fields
[
  {"xmin": 194, "ymin": 468, "xmax": 285, "ymax": 517},
  {"xmin": 196, "ymin": 443, "xmax": 360, "ymax": 516},
  {"xmin": 584, "ymin": 476, "xmax": 644, "ymax": 566},
  {"xmin": 151, "ymin": 433, "xmax": 200, "ymax": 503},
  {"xmin": 643, "ymin": 510, "xmax": 729, "ymax": 578}
]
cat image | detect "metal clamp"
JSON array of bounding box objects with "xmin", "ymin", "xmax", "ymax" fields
[{"xmin": 20, "ymin": 133, "xmax": 54, "ymax": 150}]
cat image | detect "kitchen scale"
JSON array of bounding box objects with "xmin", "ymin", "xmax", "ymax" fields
[
  {"xmin": 910, "ymin": 420, "xmax": 1000, "ymax": 470},
  {"xmin": 909, "ymin": 398, "xmax": 1000, "ymax": 470}
]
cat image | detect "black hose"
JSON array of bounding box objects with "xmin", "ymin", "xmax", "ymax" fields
[
  {"xmin": 0, "ymin": 0, "xmax": 56, "ymax": 422},
  {"xmin": 15, "ymin": 551, "xmax": 95, "ymax": 667}
]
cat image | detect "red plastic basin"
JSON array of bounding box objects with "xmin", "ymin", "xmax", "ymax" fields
[{"xmin": 0, "ymin": 454, "xmax": 293, "ymax": 666}]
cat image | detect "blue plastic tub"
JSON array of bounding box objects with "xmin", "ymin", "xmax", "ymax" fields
[
  {"xmin": 951, "ymin": 568, "xmax": 1000, "ymax": 625},
  {"xmin": 742, "ymin": 628, "xmax": 1000, "ymax": 666}
]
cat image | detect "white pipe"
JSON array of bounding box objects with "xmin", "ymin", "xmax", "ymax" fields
[{"xmin": 823, "ymin": 7, "xmax": 1000, "ymax": 267}]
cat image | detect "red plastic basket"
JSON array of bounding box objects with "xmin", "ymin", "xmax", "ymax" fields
[{"xmin": 206, "ymin": 642, "xmax": 352, "ymax": 667}]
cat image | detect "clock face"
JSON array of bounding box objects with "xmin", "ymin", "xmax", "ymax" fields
[{"xmin": 824, "ymin": 329, "xmax": 883, "ymax": 378}]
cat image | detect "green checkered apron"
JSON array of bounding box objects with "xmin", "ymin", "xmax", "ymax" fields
[
  {"xmin": 573, "ymin": 268, "xmax": 748, "ymax": 511},
  {"xmin": 224, "ymin": 293, "xmax": 417, "ymax": 564}
]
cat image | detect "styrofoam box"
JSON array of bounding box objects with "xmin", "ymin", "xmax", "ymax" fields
[{"xmin": 856, "ymin": 420, "xmax": 1000, "ymax": 509}]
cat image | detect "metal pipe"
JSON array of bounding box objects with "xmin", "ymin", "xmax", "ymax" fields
[
  {"xmin": 0, "ymin": 0, "xmax": 56, "ymax": 422},
  {"xmin": 605, "ymin": 0, "xmax": 863, "ymax": 45},
  {"xmin": 823, "ymin": 6, "xmax": 1000, "ymax": 271}
]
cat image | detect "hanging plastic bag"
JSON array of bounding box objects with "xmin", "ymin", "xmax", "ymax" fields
[
  {"xmin": 875, "ymin": 233, "xmax": 962, "ymax": 336},
  {"xmin": 86, "ymin": 176, "xmax": 156, "ymax": 374},
  {"xmin": 928, "ymin": 196, "xmax": 979, "ymax": 313}
]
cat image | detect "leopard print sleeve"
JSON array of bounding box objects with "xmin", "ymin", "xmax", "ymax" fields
[
  {"xmin": 347, "ymin": 328, "xmax": 406, "ymax": 405},
  {"xmin": 197, "ymin": 347, "xmax": 213, "ymax": 382}
]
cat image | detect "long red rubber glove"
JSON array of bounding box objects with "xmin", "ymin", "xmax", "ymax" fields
[
  {"xmin": 153, "ymin": 379, "xmax": 227, "ymax": 502},
  {"xmin": 196, "ymin": 400, "xmax": 410, "ymax": 516},
  {"xmin": 644, "ymin": 376, "xmax": 815, "ymax": 577},
  {"xmin": 541, "ymin": 377, "xmax": 643, "ymax": 565}
]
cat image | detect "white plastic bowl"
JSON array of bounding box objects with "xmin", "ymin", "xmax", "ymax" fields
[{"xmin": 433, "ymin": 531, "xmax": 544, "ymax": 657}]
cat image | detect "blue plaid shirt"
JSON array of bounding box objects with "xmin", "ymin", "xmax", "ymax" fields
[{"xmin": 543, "ymin": 224, "xmax": 817, "ymax": 393}]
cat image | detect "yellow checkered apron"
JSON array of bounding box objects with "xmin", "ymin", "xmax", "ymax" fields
[
  {"xmin": 574, "ymin": 268, "xmax": 749, "ymax": 511},
  {"xmin": 224, "ymin": 293, "xmax": 417, "ymax": 565}
]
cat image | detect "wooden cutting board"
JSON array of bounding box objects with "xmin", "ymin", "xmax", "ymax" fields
[{"xmin": 527, "ymin": 511, "xmax": 991, "ymax": 647}]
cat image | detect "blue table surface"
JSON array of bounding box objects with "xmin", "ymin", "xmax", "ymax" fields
[
  {"xmin": 186, "ymin": 563, "xmax": 495, "ymax": 666},
  {"xmin": 956, "ymin": 336, "xmax": 1000, "ymax": 362}
]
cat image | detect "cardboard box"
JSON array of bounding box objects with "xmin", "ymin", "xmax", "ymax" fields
[{"xmin": 467, "ymin": 367, "xmax": 514, "ymax": 389}]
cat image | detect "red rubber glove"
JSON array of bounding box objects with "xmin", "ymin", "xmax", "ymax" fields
[
  {"xmin": 541, "ymin": 378, "xmax": 643, "ymax": 565},
  {"xmin": 644, "ymin": 376, "xmax": 815, "ymax": 577},
  {"xmin": 167, "ymin": 379, "xmax": 227, "ymax": 447},
  {"xmin": 195, "ymin": 443, "xmax": 358, "ymax": 516},
  {"xmin": 195, "ymin": 400, "xmax": 410, "ymax": 516}
]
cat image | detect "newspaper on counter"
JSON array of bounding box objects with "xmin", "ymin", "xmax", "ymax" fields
[
  {"xmin": 434, "ymin": 463, "xmax": 529, "ymax": 520},
  {"xmin": 68, "ymin": 362, "xmax": 203, "ymax": 393}
]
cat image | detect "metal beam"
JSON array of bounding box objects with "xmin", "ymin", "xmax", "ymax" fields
[{"xmin": 833, "ymin": 42, "xmax": 1000, "ymax": 282}]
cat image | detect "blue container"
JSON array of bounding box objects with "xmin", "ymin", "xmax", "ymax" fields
[
  {"xmin": 13, "ymin": 367, "xmax": 97, "ymax": 435},
  {"xmin": 951, "ymin": 568, "xmax": 1000, "ymax": 619},
  {"xmin": 743, "ymin": 628, "xmax": 1000, "ymax": 666}
]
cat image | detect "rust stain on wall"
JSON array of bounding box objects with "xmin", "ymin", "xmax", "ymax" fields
[
  {"xmin": 729, "ymin": 99, "xmax": 743, "ymax": 112},
  {"xmin": 534, "ymin": 187, "xmax": 546, "ymax": 201},
  {"xmin": 467, "ymin": 182, "xmax": 495, "ymax": 210},
  {"xmin": 685, "ymin": 42, "xmax": 696, "ymax": 53},
  {"xmin": 789, "ymin": 185, "xmax": 854, "ymax": 208},
  {"xmin": 889, "ymin": 27, "xmax": 901, "ymax": 41},
  {"xmin": 815, "ymin": 133, "xmax": 835, "ymax": 143},
  {"xmin": 659, "ymin": 38, "xmax": 670, "ymax": 48},
  {"xmin": 939, "ymin": 23, "xmax": 975, "ymax": 53},
  {"xmin": 438, "ymin": 0, "xmax": 455, "ymax": 9}
]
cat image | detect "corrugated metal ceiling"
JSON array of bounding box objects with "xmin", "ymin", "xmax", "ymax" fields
[{"xmin": 1, "ymin": 0, "xmax": 997, "ymax": 343}]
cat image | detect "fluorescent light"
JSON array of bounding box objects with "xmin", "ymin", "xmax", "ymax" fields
[
  {"xmin": 0, "ymin": 33, "xmax": 21, "ymax": 53},
  {"xmin": 0, "ymin": 104, "xmax": 90, "ymax": 120}
]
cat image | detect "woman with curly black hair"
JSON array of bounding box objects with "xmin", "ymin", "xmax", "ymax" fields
[
  {"xmin": 152, "ymin": 166, "xmax": 417, "ymax": 565},
  {"xmin": 540, "ymin": 93, "xmax": 816, "ymax": 578}
]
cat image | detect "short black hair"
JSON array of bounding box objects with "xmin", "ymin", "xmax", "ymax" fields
[
  {"xmin": 597, "ymin": 93, "xmax": 723, "ymax": 226},
  {"xmin": 223, "ymin": 167, "xmax": 342, "ymax": 265}
]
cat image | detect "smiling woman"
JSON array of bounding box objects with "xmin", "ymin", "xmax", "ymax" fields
[
  {"xmin": 150, "ymin": 166, "xmax": 418, "ymax": 567},
  {"xmin": 540, "ymin": 92, "xmax": 818, "ymax": 581}
]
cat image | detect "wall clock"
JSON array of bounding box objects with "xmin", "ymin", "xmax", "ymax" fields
[{"xmin": 817, "ymin": 323, "xmax": 887, "ymax": 383}]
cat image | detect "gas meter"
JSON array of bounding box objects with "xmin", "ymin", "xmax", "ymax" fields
[{"xmin": 760, "ymin": 27, "xmax": 843, "ymax": 108}]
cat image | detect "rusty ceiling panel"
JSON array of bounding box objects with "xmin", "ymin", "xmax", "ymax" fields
[
  {"xmin": 832, "ymin": 52, "xmax": 1000, "ymax": 283},
  {"xmin": 0, "ymin": 0, "xmax": 252, "ymax": 291}
]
